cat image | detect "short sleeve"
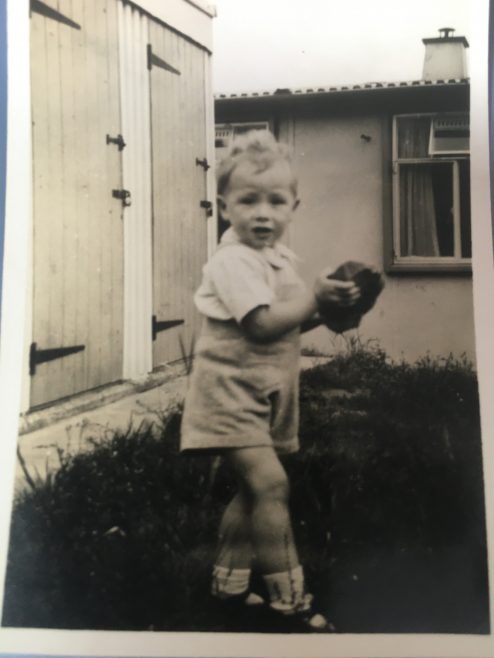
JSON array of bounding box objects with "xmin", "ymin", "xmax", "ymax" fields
[{"xmin": 208, "ymin": 246, "xmax": 274, "ymax": 323}]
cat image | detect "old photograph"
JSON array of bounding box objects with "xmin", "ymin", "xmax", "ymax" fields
[{"xmin": 0, "ymin": 0, "xmax": 492, "ymax": 652}]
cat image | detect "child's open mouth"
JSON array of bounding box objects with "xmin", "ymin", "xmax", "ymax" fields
[{"xmin": 252, "ymin": 227, "xmax": 273, "ymax": 236}]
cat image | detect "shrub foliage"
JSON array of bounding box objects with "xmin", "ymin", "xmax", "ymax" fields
[{"xmin": 2, "ymin": 346, "xmax": 489, "ymax": 632}]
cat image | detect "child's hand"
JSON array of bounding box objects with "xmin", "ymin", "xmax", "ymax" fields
[
  {"xmin": 314, "ymin": 261, "xmax": 384, "ymax": 333},
  {"xmin": 314, "ymin": 268, "xmax": 361, "ymax": 308}
]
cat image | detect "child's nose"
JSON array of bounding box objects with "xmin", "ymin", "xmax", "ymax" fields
[{"xmin": 254, "ymin": 203, "xmax": 271, "ymax": 221}]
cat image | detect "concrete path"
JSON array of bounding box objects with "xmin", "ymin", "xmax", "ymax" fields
[
  {"xmin": 14, "ymin": 356, "xmax": 330, "ymax": 490},
  {"xmin": 15, "ymin": 369, "xmax": 188, "ymax": 489}
]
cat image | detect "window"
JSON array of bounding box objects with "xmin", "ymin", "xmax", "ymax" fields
[
  {"xmin": 390, "ymin": 113, "xmax": 471, "ymax": 272},
  {"xmin": 215, "ymin": 122, "xmax": 269, "ymax": 160}
]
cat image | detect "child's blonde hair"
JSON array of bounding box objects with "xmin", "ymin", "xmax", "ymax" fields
[{"xmin": 217, "ymin": 130, "xmax": 298, "ymax": 196}]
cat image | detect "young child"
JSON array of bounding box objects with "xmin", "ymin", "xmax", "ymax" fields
[{"xmin": 180, "ymin": 130, "xmax": 360, "ymax": 631}]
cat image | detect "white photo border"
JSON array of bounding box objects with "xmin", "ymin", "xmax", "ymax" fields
[{"xmin": 0, "ymin": 0, "xmax": 493, "ymax": 656}]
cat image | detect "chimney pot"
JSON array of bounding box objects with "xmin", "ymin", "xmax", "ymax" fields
[{"xmin": 439, "ymin": 27, "xmax": 455, "ymax": 38}]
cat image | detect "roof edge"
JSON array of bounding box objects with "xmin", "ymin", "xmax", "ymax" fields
[
  {"xmin": 183, "ymin": 0, "xmax": 217, "ymax": 17},
  {"xmin": 214, "ymin": 78, "xmax": 470, "ymax": 101}
]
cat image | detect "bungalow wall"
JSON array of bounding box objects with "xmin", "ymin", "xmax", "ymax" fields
[
  {"xmin": 216, "ymin": 84, "xmax": 474, "ymax": 363},
  {"xmin": 282, "ymin": 114, "xmax": 474, "ymax": 362}
]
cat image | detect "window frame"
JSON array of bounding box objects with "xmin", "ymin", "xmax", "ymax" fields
[
  {"xmin": 215, "ymin": 121, "xmax": 271, "ymax": 152},
  {"xmin": 388, "ymin": 112, "xmax": 471, "ymax": 274}
]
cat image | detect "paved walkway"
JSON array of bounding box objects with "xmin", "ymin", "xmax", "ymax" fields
[
  {"xmin": 14, "ymin": 356, "xmax": 330, "ymax": 490},
  {"xmin": 15, "ymin": 368, "xmax": 188, "ymax": 489}
]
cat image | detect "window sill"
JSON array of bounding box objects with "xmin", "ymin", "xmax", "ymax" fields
[{"xmin": 386, "ymin": 258, "xmax": 472, "ymax": 275}]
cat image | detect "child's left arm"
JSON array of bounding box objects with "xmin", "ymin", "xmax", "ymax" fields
[
  {"xmin": 300, "ymin": 313, "xmax": 323, "ymax": 334},
  {"xmin": 242, "ymin": 291, "xmax": 320, "ymax": 342},
  {"xmin": 242, "ymin": 274, "xmax": 360, "ymax": 342}
]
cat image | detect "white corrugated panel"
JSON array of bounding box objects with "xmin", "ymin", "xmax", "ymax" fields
[
  {"xmin": 118, "ymin": 1, "xmax": 153, "ymax": 379},
  {"xmin": 204, "ymin": 51, "xmax": 217, "ymax": 257},
  {"xmin": 132, "ymin": 0, "xmax": 214, "ymax": 51}
]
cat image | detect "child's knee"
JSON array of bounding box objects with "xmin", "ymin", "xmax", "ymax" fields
[
  {"xmin": 228, "ymin": 447, "xmax": 290, "ymax": 504},
  {"xmin": 249, "ymin": 467, "xmax": 289, "ymax": 504}
]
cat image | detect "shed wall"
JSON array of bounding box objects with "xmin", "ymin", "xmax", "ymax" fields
[
  {"xmin": 118, "ymin": 2, "xmax": 153, "ymax": 379},
  {"xmin": 128, "ymin": 0, "xmax": 214, "ymax": 51}
]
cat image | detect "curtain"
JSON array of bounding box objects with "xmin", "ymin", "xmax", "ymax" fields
[
  {"xmin": 400, "ymin": 165, "xmax": 440, "ymax": 257},
  {"xmin": 398, "ymin": 116, "xmax": 430, "ymax": 158},
  {"xmin": 397, "ymin": 117, "xmax": 440, "ymax": 256}
]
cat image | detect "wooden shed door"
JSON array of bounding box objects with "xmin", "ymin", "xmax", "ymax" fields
[
  {"xmin": 30, "ymin": 0, "xmax": 124, "ymax": 407},
  {"xmin": 148, "ymin": 23, "xmax": 209, "ymax": 367}
]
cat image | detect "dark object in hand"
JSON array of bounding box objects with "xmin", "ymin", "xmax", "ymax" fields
[{"xmin": 320, "ymin": 261, "xmax": 385, "ymax": 333}]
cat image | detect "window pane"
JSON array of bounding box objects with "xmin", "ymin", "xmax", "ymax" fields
[
  {"xmin": 233, "ymin": 123, "xmax": 268, "ymax": 136},
  {"xmin": 431, "ymin": 163, "xmax": 455, "ymax": 256},
  {"xmin": 215, "ymin": 125, "xmax": 233, "ymax": 148},
  {"xmin": 397, "ymin": 116, "xmax": 431, "ymax": 158},
  {"xmin": 459, "ymin": 160, "xmax": 472, "ymax": 258},
  {"xmin": 399, "ymin": 163, "xmax": 454, "ymax": 256},
  {"xmin": 430, "ymin": 115, "xmax": 470, "ymax": 155}
]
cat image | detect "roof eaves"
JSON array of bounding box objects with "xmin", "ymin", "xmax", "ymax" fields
[{"xmin": 214, "ymin": 78, "xmax": 470, "ymax": 101}]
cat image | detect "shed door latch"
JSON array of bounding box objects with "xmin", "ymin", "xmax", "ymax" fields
[
  {"xmin": 200, "ymin": 200, "xmax": 213, "ymax": 217},
  {"xmin": 112, "ymin": 189, "xmax": 131, "ymax": 207},
  {"xmin": 196, "ymin": 157, "xmax": 210, "ymax": 171},
  {"xmin": 106, "ymin": 134, "xmax": 126, "ymax": 151}
]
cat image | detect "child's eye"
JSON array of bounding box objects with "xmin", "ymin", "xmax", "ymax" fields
[
  {"xmin": 270, "ymin": 196, "xmax": 288, "ymax": 205},
  {"xmin": 239, "ymin": 196, "xmax": 256, "ymax": 205}
]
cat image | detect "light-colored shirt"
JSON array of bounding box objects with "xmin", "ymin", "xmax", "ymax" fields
[{"xmin": 194, "ymin": 228, "xmax": 303, "ymax": 323}]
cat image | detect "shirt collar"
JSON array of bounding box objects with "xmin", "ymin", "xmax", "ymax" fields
[{"xmin": 219, "ymin": 227, "xmax": 300, "ymax": 268}]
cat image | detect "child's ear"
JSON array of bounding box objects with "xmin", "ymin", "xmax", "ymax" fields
[{"xmin": 217, "ymin": 195, "xmax": 229, "ymax": 220}]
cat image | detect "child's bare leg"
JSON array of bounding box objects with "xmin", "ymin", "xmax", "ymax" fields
[
  {"xmin": 226, "ymin": 446, "xmax": 298, "ymax": 574},
  {"xmin": 216, "ymin": 491, "xmax": 252, "ymax": 570},
  {"xmin": 211, "ymin": 446, "xmax": 329, "ymax": 628},
  {"xmin": 212, "ymin": 446, "xmax": 300, "ymax": 603},
  {"xmin": 221, "ymin": 445, "xmax": 316, "ymax": 616},
  {"xmin": 211, "ymin": 489, "xmax": 255, "ymax": 599}
]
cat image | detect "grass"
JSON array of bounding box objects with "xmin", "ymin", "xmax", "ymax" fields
[{"xmin": 1, "ymin": 345, "xmax": 490, "ymax": 633}]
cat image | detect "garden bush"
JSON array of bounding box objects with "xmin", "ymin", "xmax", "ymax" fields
[{"xmin": 2, "ymin": 345, "xmax": 489, "ymax": 633}]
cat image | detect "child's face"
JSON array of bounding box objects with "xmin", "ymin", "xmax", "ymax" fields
[{"xmin": 218, "ymin": 159, "xmax": 299, "ymax": 250}]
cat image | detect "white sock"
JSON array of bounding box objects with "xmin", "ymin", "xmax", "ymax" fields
[
  {"xmin": 211, "ymin": 565, "xmax": 251, "ymax": 599},
  {"xmin": 263, "ymin": 565, "xmax": 312, "ymax": 614}
]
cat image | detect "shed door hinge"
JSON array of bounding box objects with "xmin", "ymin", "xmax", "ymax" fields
[
  {"xmin": 152, "ymin": 316, "xmax": 184, "ymax": 341},
  {"xmin": 196, "ymin": 157, "xmax": 210, "ymax": 171},
  {"xmin": 147, "ymin": 44, "xmax": 181, "ymax": 75},
  {"xmin": 200, "ymin": 200, "xmax": 213, "ymax": 217},
  {"xmin": 106, "ymin": 134, "xmax": 126, "ymax": 151},
  {"xmin": 30, "ymin": 0, "xmax": 81, "ymax": 29},
  {"xmin": 29, "ymin": 342, "xmax": 85, "ymax": 376},
  {"xmin": 112, "ymin": 189, "xmax": 131, "ymax": 207}
]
